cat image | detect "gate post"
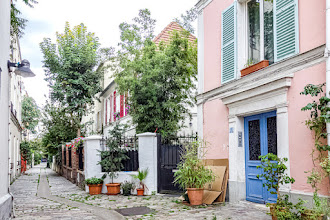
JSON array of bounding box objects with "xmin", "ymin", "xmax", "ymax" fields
[
  {"xmin": 83, "ymin": 135, "xmax": 103, "ymax": 192},
  {"xmin": 137, "ymin": 132, "xmax": 158, "ymax": 195}
]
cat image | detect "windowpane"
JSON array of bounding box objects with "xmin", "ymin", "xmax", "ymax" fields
[
  {"xmin": 264, "ymin": 0, "xmax": 274, "ymax": 64},
  {"xmin": 249, "ymin": 119, "xmax": 261, "ymax": 160},
  {"xmin": 248, "ymin": 0, "xmax": 260, "ymax": 63},
  {"xmin": 267, "ymin": 116, "xmax": 277, "ymax": 155}
]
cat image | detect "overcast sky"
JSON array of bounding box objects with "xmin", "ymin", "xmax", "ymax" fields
[{"xmin": 18, "ymin": 0, "xmax": 197, "ymax": 107}]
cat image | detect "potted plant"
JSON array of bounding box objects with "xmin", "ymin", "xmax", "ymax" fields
[
  {"xmin": 240, "ymin": 59, "xmax": 269, "ymax": 77},
  {"xmin": 174, "ymin": 141, "xmax": 215, "ymax": 206},
  {"xmin": 256, "ymin": 153, "xmax": 296, "ymax": 220},
  {"xmin": 85, "ymin": 177, "xmax": 103, "ymax": 195},
  {"xmin": 121, "ymin": 181, "xmax": 134, "ymax": 196},
  {"xmin": 98, "ymin": 122, "xmax": 129, "ymax": 195},
  {"xmin": 132, "ymin": 169, "xmax": 149, "ymax": 196}
]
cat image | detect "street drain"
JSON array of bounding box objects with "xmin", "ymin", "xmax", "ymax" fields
[{"xmin": 115, "ymin": 206, "xmax": 152, "ymax": 216}]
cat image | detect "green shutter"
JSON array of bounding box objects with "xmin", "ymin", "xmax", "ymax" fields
[
  {"xmin": 274, "ymin": 0, "xmax": 299, "ymax": 62},
  {"xmin": 221, "ymin": 3, "xmax": 237, "ymax": 84}
]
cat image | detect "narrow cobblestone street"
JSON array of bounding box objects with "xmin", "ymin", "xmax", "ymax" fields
[{"xmin": 10, "ymin": 164, "xmax": 271, "ymax": 220}]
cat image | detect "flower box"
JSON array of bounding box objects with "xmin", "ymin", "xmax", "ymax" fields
[{"xmin": 241, "ymin": 60, "xmax": 269, "ymax": 77}]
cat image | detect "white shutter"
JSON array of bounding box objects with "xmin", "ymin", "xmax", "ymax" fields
[
  {"xmin": 221, "ymin": 2, "xmax": 237, "ymax": 84},
  {"xmin": 274, "ymin": 0, "xmax": 299, "ymax": 62}
]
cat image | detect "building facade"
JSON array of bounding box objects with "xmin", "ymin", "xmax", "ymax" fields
[
  {"xmin": 9, "ymin": 37, "xmax": 24, "ymax": 182},
  {"xmin": 196, "ymin": 0, "xmax": 330, "ymax": 203},
  {"xmin": 0, "ymin": 0, "xmax": 13, "ymax": 218}
]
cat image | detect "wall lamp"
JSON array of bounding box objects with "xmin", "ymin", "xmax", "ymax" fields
[{"xmin": 7, "ymin": 59, "xmax": 35, "ymax": 78}]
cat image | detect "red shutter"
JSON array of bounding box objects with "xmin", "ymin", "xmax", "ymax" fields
[
  {"xmin": 120, "ymin": 94, "xmax": 124, "ymax": 118},
  {"xmin": 113, "ymin": 91, "xmax": 116, "ymax": 121},
  {"xmin": 125, "ymin": 92, "xmax": 128, "ymax": 116},
  {"xmin": 109, "ymin": 95, "xmax": 112, "ymax": 124},
  {"xmin": 105, "ymin": 99, "xmax": 108, "ymax": 125}
]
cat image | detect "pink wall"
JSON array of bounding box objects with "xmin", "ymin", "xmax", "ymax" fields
[
  {"xmin": 288, "ymin": 62, "xmax": 329, "ymax": 196},
  {"xmin": 203, "ymin": 99, "xmax": 229, "ymax": 159},
  {"xmin": 203, "ymin": 0, "xmax": 233, "ymax": 93},
  {"xmin": 299, "ymin": 0, "xmax": 326, "ymax": 54}
]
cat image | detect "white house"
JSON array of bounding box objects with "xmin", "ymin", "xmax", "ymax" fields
[{"xmin": 0, "ymin": 0, "xmax": 13, "ymax": 218}]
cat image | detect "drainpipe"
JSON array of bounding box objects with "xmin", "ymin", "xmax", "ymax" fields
[{"xmin": 326, "ymin": 0, "xmax": 330, "ymax": 182}]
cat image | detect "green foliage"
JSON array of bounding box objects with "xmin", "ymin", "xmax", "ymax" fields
[
  {"xmin": 270, "ymin": 195, "xmax": 305, "ymax": 220},
  {"xmin": 85, "ymin": 177, "xmax": 103, "ymax": 185},
  {"xmin": 11, "ymin": 0, "xmax": 38, "ymax": 38},
  {"xmin": 174, "ymin": 7, "xmax": 198, "ymax": 34},
  {"xmin": 98, "ymin": 122, "xmax": 129, "ymax": 183},
  {"xmin": 41, "ymin": 103, "xmax": 78, "ymax": 157},
  {"xmin": 21, "ymin": 95, "xmax": 40, "ymax": 133},
  {"xmin": 40, "ymin": 22, "xmax": 104, "ymax": 134},
  {"xmin": 34, "ymin": 151, "xmax": 42, "ymax": 165},
  {"xmin": 174, "ymin": 141, "xmax": 215, "ymax": 189},
  {"xmin": 256, "ymin": 153, "xmax": 295, "ymax": 197},
  {"xmin": 131, "ymin": 169, "xmax": 148, "ymax": 190},
  {"xmin": 121, "ymin": 181, "xmax": 134, "ymax": 196},
  {"xmin": 115, "ymin": 9, "xmax": 197, "ymax": 137},
  {"xmin": 20, "ymin": 141, "xmax": 32, "ymax": 162},
  {"xmin": 300, "ymin": 83, "xmax": 330, "ymax": 174}
]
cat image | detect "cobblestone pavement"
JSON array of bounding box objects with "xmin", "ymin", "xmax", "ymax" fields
[
  {"xmin": 10, "ymin": 164, "xmax": 99, "ymax": 220},
  {"xmin": 11, "ymin": 164, "xmax": 271, "ymax": 220}
]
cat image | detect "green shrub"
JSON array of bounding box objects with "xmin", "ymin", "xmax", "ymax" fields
[
  {"xmin": 174, "ymin": 140, "xmax": 215, "ymax": 189},
  {"xmin": 85, "ymin": 177, "xmax": 103, "ymax": 185},
  {"xmin": 121, "ymin": 181, "xmax": 134, "ymax": 196}
]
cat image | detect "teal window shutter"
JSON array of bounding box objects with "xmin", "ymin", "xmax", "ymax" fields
[
  {"xmin": 221, "ymin": 2, "xmax": 237, "ymax": 84},
  {"xmin": 274, "ymin": 0, "xmax": 299, "ymax": 62}
]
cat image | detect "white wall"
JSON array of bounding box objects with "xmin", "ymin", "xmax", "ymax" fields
[{"xmin": 0, "ymin": 0, "xmax": 13, "ymax": 218}]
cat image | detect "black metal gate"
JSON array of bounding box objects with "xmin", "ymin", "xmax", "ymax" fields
[{"xmin": 157, "ymin": 133, "xmax": 197, "ymax": 194}]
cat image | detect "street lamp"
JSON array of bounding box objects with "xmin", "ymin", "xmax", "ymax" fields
[{"xmin": 7, "ymin": 59, "xmax": 35, "ymax": 78}]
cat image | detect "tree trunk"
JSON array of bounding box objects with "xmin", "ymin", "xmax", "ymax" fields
[{"xmin": 77, "ymin": 128, "xmax": 81, "ymax": 137}]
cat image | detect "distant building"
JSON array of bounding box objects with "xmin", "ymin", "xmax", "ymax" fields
[{"xmin": 9, "ymin": 36, "xmax": 24, "ymax": 182}]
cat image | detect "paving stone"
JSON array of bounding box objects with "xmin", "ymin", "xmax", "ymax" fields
[{"xmin": 10, "ymin": 164, "xmax": 272, "ymax": 220}]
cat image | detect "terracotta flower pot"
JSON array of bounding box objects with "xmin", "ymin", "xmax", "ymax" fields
[
  {"xmin": 88, "ymin": 184, "xmax": 103, "ymax": 195},
  {"xmin": 187, "ymin": 188, "xmax": 204, "ymax": 206},
  {"xmin": 105, "ymin": 183, "xmax": 121, "ymax": 195},
  {"xmin": 269, "ymin": 204, "xmax": 277, "ymax": 220},
  {"xmin": 136, "ymin": 188, "xmax": 144, "ymax": 196},
  {"xmin": 240, "ymin": 60, "xmax": 269, "ymax": 77},
  {"xmin": 301, "ymin": 210, "xmax": 324, "ymax": 220}
]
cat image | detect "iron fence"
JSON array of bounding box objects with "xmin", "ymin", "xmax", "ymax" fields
[
  {"xmin": 63, "ymin": 148, "xmax": 66, "ymax": 166},
  {"xmin": 68, "ymin": 147, "xmax": 72, "ymax": 168},
  {"xmin": 78, "ymin": 146, "xmax": 84, "ymax": 171},
  {"xmin": 100, "ymin": 135, "xmax": 139, "ymax": 171}
]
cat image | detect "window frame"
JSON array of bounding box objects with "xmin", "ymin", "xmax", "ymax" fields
[{"xmin": 245, "ymin": 0, "xmax": 274, "ymax": 63}]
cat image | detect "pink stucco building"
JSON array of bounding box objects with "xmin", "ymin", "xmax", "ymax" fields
[{"xmin": 196, "ymin": 0, "xmax": 330, "ymax": 203}]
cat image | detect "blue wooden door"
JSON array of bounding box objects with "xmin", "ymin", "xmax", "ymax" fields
[{"xmin": 244, "ymin": 111, "xmax": 277, "ymax": 204}]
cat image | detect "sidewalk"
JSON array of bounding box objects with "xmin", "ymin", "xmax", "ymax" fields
[{"xmin": 10, "ymin": 164, "xmax": 271, "ymax": 220}]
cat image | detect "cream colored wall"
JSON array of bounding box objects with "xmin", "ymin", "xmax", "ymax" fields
[{"xmin": 0, "ymin": 0, "xmax": 12, "ymax": 216}]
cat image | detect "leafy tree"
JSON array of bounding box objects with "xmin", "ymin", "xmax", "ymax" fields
[
  {"xmin": 11, "ymin": 0, "xmax": 38, "ymax": 38},
  {"xmin": 174, "ymin": 7, "xmax": 198, "ymax": 34},
  {"xmin": 115, "ymin": 9, "xmax": 198, "ymax": 137},
  {"xmin": 40, "ymin": 22, "xmax": 103, "ymax": 136},
  {"xmin": 21, "ymin": 95, "xmax": 40, "ymax": 133},
  {"xmin": 41, "ymin": 103, "xmax": 78, "ymax": 157}
]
